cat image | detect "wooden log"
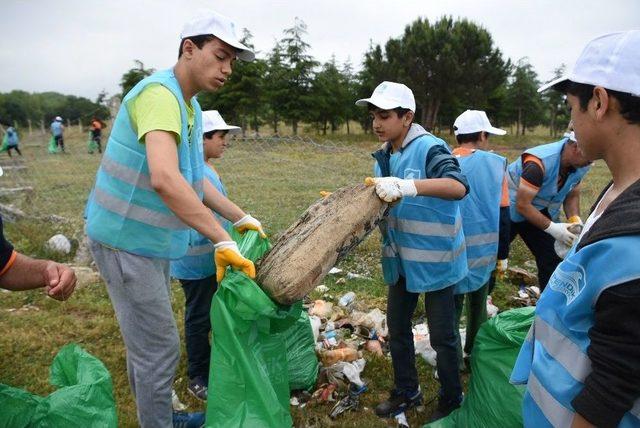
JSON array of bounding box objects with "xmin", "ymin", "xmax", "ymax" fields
[
  {"xmin": 0, "ymin": 203, "xmax": 26, "ymax": 221},
  {"xmin": 256, "ymin": 183, "xmax": 388, "ymax": 305}
]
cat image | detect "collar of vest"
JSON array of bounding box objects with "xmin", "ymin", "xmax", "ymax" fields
[
  {"xmin": 578, "ymin": 177, "xmax": 640, "ymax": 250},
  {"xmin": 379, "ymin": 123, "xmax": 429, "ymax": 152}
]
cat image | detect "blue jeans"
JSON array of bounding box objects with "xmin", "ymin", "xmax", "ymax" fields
[
  {"xmin": 179, "ymin": 275, "xmax": 217, "ymax": 381},
  {"xmin": 387, "ymin": 276, "xmax": 462, "ymax": 404}
]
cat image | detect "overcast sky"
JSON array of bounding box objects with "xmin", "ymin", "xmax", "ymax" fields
[{"xmin": 1, "ymin": 0, "xmax": 638, "ymax": 100}]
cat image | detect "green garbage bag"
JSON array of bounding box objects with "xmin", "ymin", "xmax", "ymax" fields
[
  {"xmin": 0, "ymin": 343, "xmax": 118, "ymax": 427},
  {"xmin": 425, "ymin": 307, "xmax": 535, "ymax": 428},
  {"xmin": 206, "ymin": 230, "xmax": 300, "ymax": 428},
  {"xmin": 285, "ymin": 309, "xmax": 319, "ymax": 391},
  {"xmin": 48, "ymin": 136, "xmax": 59, "ymax": 154},
  {"xmin": 0, "ymin": 134, "xmax": 8, "ymax": 153},
  {"xmin": 88, "ymin": 131, "xmax": 98, "ymax": 154}
]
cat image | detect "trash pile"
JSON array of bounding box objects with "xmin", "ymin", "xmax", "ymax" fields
[{"xmin": 291, "ymin": 276, "xmax": 501, "ymax": 421}]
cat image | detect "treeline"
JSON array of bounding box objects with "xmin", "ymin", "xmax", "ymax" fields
[
  {"xmin": 195, "ymin": 16, "xmax": 570, "ymax": 136},
  {"xmin": 0, "ymin": 90, "xmax": 110, "ymax": 129}
]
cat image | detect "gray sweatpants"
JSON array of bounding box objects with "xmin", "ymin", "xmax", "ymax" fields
[{"xmin": 89, "ymin": 239, "xmax": 179, "ymax": 428}]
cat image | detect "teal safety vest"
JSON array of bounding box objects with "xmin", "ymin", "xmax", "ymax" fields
[
  {"xmin": 507, "ymin": 139, "xmax": 591, "ymax": 222},
  {"xmin": 454, "ymin": 150, "xmax": 506, "ymax": 294},
  {"xmin": 85, "ymin": 69, "xmax": 204, "ymax": 259},
  {"xmin": 375, "ymin": 125, "xmax": 467, "ymax": 293},
  {"xmin": 170, "ymin": 165, "xmax": 230, "ymax": 280},
  {"xmin": 511, "ymin": 236, "xmax": 640, "ymax": 427},
  {"xmin": 51, "ymin": 121, "xmax": 63, "ymax": 137}
]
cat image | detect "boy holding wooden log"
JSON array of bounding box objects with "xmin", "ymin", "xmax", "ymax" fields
[{"xmin": 359, "ymin": 81, "xmax": 469, "ymax": 422}]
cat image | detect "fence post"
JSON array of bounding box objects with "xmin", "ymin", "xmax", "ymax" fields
[
  {"xmin": 40, "ymin": 118, "xmax": 45, "ymax": 135},
  {"xmin": 28, "ymin": 119, "xmax": 33, "ymax": 135},
  {"xmin": 78, "ymin": 119, "xmax": 82, "ymax": 132}
]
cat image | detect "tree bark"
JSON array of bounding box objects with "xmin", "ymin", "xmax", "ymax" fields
[{"xmin": 256, "ymin": 184, "xmax": 388, "ymax": 305}]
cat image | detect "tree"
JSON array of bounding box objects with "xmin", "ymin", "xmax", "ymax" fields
[
  {"xmin": 119, "ymin": 60, "xmax": 155, "ymax": 98},
  {"xmin": 278, "ymin": 18, "xmax": 318, "ymax": 135},
  {"xmin": 264, "ymin": 42, "xmax": 289, "ymax": 134},
  {"xmin": 542, "ymin": 64, "xmax": 569, "ymax": 136},
  {"xmin": 307, "ymin": 56, "xmax": 350, "ymax": 134},
  {"xmin": 357, "ymin": 42, "xmax": 396, "ymax": 132},
  {"xmin": 506, "ymin": 58, "xmax": 545, "ymax": 135}
]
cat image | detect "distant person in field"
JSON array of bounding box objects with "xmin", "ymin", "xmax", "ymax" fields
[
  {"xmin": 506, "ymin": 123, "xmax": 592, "ymax": 290},
  {"xmin": 170, "ymin": 110, "xmax": 241, "ymax": 401},
  {"xmin": 451, "ymin": 109, "xmax": 509, "ymax": 367},
  {"xmin": 5, "ymin": 126, "xmax": 22, "ymax": 157},
  {"xmin": 84, "ymin": 10, "xmax": 262, "ymax": 428},
  {"xmin": 511, "ymin": 30, "xmax": 640, "ymax": 428},
  {"xmin": 0, "ymin": 212, "xmax": 76, "ymax": 299},
  {"xmin": 359, "ymin": 82, "xmax": 469, "ymax": 422},
  {"xmin": 90, "ymin": 117, "xmax": 105, "ymax": 153},
  {"xmin": 50, "ymin": 116, "xmax": 65, "ymax": 152}
]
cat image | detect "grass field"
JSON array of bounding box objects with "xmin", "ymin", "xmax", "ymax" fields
[{"xmin": 0, "ymin": 128, "xmax": 612, "ymax": 427}]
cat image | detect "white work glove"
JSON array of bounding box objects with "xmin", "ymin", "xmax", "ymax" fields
[
  {"xmin": 213, "ymin": 241, "xmax": 256, "ymax": 283},
  {"xmin": 495, "ymin": 259, "xmax": 508, "ymax": 280},
  {"xmin": 544, "ymin": 222, "xmax": 577, "ymax": 247},
  {"xmin": 365, "ymin": 177, "xmax": 417, "ymax": 203},
  {"xmin": 233, "ymin": 214, "xmax": 266, "ymax": 238}
]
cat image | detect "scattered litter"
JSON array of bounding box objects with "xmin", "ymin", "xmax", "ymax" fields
[
  {"xmin": 364, "ymin": 339, "xmax": 383, "ymax": 356},
  {"xmin": 486, "ymin": 296, "xmax": 499, "ymax": 318},
  {"xmin": 290, "ymin": 397, "xmax": 299, "ymax": 406},
  {"xmin": 329, "ymin": 383, "xmax": 368, "ymax": 419},
  {"xmin": 414, "ymin": 324, "xmax": 466, "ymax": 366},
  {"xmin": 315, "ymin": 284, "xmax": 329, "ymax": 293},
  {"xmin": 309, "ymin": 300, "xmax": 334, "ymax": 318},
  {"xmin": 320, "ymin": 348, "xmax": 359, "ymax": 366},
  {"xmin": 7, "ymin": 303, "xmax": 40, "ymax": 313},
  {"xmin": 171, "ymin": 389, "xmax": 187, "ymax": 411},
  {"xmin": 345, "ymin": 272, "xmax": 371, "ymax": 280},
  {"xmin": 512, "ymin": 285, "xmax": 541, "ymax": 306},
  {"xmin": 309, "ymin": 316, "xmax": 322, "ymax": 342},
  {"xmin": 45, "ymin": 234, "xmax": 71, "ymax": 254},
  {"xmin": 351, "ymin": 308, "xmax": 388, "ymax": 337},
  {"xmin": 395, "ymin": 411, "xmax": 410, "ymax": 427},
  {"xmin": 328, "ymin": 267, "xmax": 343, "ymax": 275},
  {"xmin": 338, "ymin": 291, "xmax": 356, "ymax": 307}
]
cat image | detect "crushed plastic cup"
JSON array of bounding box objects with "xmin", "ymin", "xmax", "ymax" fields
[{"xmin": 338, "ymin": 292, "xmax": 356, "ymax": 307}]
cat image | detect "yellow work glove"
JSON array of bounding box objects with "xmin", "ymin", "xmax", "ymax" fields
[
  {"xmin": 319, "ymin": 190, "xmax": 332, "ymax": 198},
  {"xmin": 233, "ymin": 214, "xmax": 267, "ymax": 238},
  {"xmin": 495, "ymin": 259, "xmax": 508, "ymax": 280},
  {"xmin": 214, "ymin": 241, "xmax": 256, "ymax": 283},
  {"xmin": 568, "ymin": 215, "xmax": 583, "ymax": 225}
]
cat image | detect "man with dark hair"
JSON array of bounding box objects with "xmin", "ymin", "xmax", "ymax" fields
[
  {"xmin": 512, "ymin": 30, "xmax": 640, "ymax": 428},
  {"xmin": 85, "ymin": 10, "xmax": 261, "ymax": 428},
  {"xmin": 451, "ymin": 110, "xmax": 510, "ymax": 366},
  {"xmin": 506, "ymin": 128, "xmax": 592, "ymax": 290},
  {"xmin": 358, "ymin": 81, "xmax": 470, "ymax": 421}
]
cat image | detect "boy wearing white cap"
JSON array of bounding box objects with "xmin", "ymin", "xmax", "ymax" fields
[
  {"xmin": 50, "ymin": 116, "xmax": 64, "ymax": 152},
  {"xmin": 506, "ymin": 123, "xmax": 591, "ymax": 290},
  {"xmin": 451, "ymin": 110, "xmax": 509, "ymax": 366},
  {"xmin": 85, "ymin": 11, "xmax": 262, "ymax": 428},
  {"xmin": 511, "ymin": 30, "xmax": 640, "ymax": 428},
  {"xmin": 170, "ymin": 111, "xmax": 244, "ymax": 402},
  {"xmin": 359, "ymin": 82, "xmax": 470, "ymax": 421}
]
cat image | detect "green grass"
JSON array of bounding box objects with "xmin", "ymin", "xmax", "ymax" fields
[{"xmin": 0, "ymin": 130, "xmax": 612, "ymax": 427}]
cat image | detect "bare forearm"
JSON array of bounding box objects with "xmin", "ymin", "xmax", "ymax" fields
[
  {"xmin": 0, "ymin": 253, "xmax": 48, "ymax": 290},
  {"xmin": 202, "ymin": 181, "xmax": 245, "ymax": 223},
  {"xmin": 517, "ymin": 201, "xmax": 551, "ymax": 230},
  {"xmin": 414, "ymin": 178, "xmax": 466, "ymax": 200},
  {"xmin": 564, "ymin": 194, "xmax": 581, "ymax": 219}
]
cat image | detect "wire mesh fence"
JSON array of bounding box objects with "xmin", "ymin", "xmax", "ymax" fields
[{"xmin": 0, "ymin": 128, "xmax": 379, "ymax": 260}]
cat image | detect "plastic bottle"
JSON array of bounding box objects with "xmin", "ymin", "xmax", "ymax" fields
[{"xmin": 338, "ymin": 291, "xmax": 356, "ymax": 307}]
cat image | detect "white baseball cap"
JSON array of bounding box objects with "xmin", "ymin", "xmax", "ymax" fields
[
  {"xmin": 453, "ymin": 110, "xmax": 506, "ymax": 136},
  {"xmin": 355, "ymin": 81, "xmax": 416, "ymax": 112},
  {"xmin": 180, "ymin": 11, "xmax": 255, "ymax": 62},
  {"xmin": 538, "ymin": 30, "xmax": 640, "ymax": 96},
  {"xmin": 55, "ymin": 116, "xmax": 62, "ymax": 121},
  {"xmin": 203, "ymin": 110, "xmax": 241, "ymax": 134}
]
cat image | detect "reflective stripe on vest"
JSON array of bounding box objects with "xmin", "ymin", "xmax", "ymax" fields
[
  {"xmin": 455, "ymin": 150, "xmax": 505, "ymax": 294},
  {"xmin": 375, "ymin": 125, "xmax": 467, "ymax": 292},
  {"xmin": 511, "ymin": 235, "xmax": 640, "ymax": 427},
  {"xmin": 507, "ymin": 139, "xmax": 590, "ymax": 222},
  {"xmin": 85, "ymin": 69, "xmax": 204, "ymax": 259}
]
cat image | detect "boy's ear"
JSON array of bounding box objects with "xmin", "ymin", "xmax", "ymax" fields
[{"xmin": 592, "ymin": 86, "xmax": 610, "ymax": 121}]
